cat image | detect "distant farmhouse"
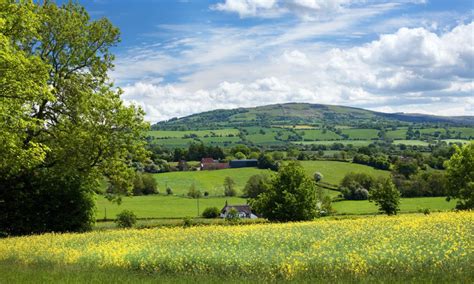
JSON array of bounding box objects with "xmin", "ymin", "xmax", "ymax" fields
[
  {"xmin": 220, "ymin": 202, "xmax": 258, "ymax": 219},
  {"xmin": 200, "ymin": 158, "xmax": 258, "ymax": 170}
]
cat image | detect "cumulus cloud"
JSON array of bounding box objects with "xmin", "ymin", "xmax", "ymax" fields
[
  {"xmin": 212, "ymin": 0, "xmax": 354, "ymax": 19},
  {"xmin": 118, "ymin": 21, "xmax": 474, "ymax": 122}
]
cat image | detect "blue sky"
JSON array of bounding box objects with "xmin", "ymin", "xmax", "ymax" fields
[{"xmin": 72, "ymin": 0, "xmax": 473, "ymax": 122}]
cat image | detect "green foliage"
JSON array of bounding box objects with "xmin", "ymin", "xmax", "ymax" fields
[
  {"xmin": 182, "ymin": 216, "xmax": 194, "ymax": 227},
  {"xmin": 0, "ymin": 1, "xmax": 148, "ymax": 235},
  {"xmin": 257, "ymin": 153, "xmax": 278, "ymax": 171},
  {"xmin": 166, "ymin": 187, "xmax": 173, "ymax": 195},
  {"xmin": 187, "ymin": 183, "xmax": 202, "ymax": 199},
  {"xmin": 115, "ymin": 210, "xmax": 137, "ymax": 228},
  {"xmin": 243, "ymin": 174, "xmax": 271, "ymax": 198},
  {"xmin": 225, "ymin": 208, "xmax": 240, "ymax": 222},
  {"xmin": 369, "ymin": 178, "xmax": 401, "ymax": 215},
  {"xmin": 393, "ymin": 171, "xmax": 446, "ymax": 197},
  {"xmin": 394, "ymin": 158, "xmax": 419, "ymax": 178},
  {"xmin": 339, "ymin": 172, "xmax": 376, "ymax": 200},
  {"xmin": 224, "ymin": 177, "xmax": 237, "ymax": 196},
  {"xmin": 0, "ymin": 173, "xmax": 95, "ymax": 236},
  {"xmin": 202, "ymin": 207, "xmax": 220, "ymax": 218},
  {"xmin": 250, "ymin": 162, "xmax": 319, "ymax": 221},
  {"xmin": 314, "ymin": 172, "xmax": 323, "ymax": 182},
  {"xmin": 445, "ymin": 143, "xmax": 474, "ymax": 209}
]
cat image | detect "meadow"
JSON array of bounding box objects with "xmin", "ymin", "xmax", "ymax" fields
[
  {"xmin": 1, "ymin": 212, "xmax": 472, "ymax": 282},
  {"xmin": 152, "ymin": 161, "xmax": 389, "ymax": 196}
]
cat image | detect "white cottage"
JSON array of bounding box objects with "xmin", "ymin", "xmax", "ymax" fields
[{"xmin": 220, "ymin": 202, "xmax": 258, "ymax": 219}]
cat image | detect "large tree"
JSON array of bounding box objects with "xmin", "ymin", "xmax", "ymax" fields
[
  {"xmin": 445, "ymin": 142, "xmax": 474, "ymax": 209},
  {"xmin": 250, "ymin": 162, "xmax": 319, "ymax": 221},
  {"xmin": 0, "ymin": 1, "xmax": 148, "ymax": 235}
]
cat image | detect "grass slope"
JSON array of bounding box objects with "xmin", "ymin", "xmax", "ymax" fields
[{"xmin": 153, "ymin": 168, "xmax": 273, "ymax": 196}]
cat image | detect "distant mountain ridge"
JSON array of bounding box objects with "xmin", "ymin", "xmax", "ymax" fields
[{"xmin": 152, "ymin": 103, "xmax": 474, "ymax": 130}]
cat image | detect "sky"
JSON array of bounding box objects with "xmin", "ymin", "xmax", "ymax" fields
[{"xmin": 76, "ymin": 0, "xmax": 473, "ymax": 122}]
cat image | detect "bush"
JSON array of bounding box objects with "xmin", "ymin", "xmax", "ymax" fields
[
  {"xmin": 369, "ymin": 178, "xmax": 400, "ymax": 215},
  {"xmin": 115, "ymin": 210, "xmax": 137, "ymax": 228},
  {"xmin": 132, "ymin": 173, "xmax": 158, "ymax": 195},
  {"xmin": 243, "ymin": 174, "xmax": 271, "ymax": 198},
  {"xmin": 339, "ymin": 172, "xmax": 376, "ymax": 200},
  {"xmin": 224, "ymin": 177, "xmax": 237, "ymax": 197},
  {"xmin": 182, "ymin": 216, "xmax": 194, "ymax": 227},
  {"xmin": 225, "ymin": 208, "xmax": 240, "ymax": 222},
  {"xmin": 166, "ymin": 187, "xmax": 173, "ymax": 195},
  {"xmin": 187, "ymin": 184, "xmax": 201, "ymax": 198},
  {"xmin": 202, "ymin": 207, "xmax": 220, "ymax": 218},
  {"xmin": 314, "ymin": 172, "xmax": 323, "ymax": 183}
]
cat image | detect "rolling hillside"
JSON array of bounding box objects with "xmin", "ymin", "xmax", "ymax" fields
[
  {"xmin": 152, "ymin": 103, "xmax": 474, "ymax": 130},
  {"xmin": 149, "ymin": 103, "xmax": 473, "ymax": 148}
]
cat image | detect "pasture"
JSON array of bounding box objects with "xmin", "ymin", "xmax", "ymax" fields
[
  {"xmin": 333, "ymin": 197, "xmax": 455, "ymax": 215},
  {"xmin": 152, "ymin": 168, "xmax": 272, "ymax": 196},
  {"xmin": 95, "ymin": 195, "xmax": 245, "ymax": 219},
  {"xmin": 1, "ymin": 212, "xmax": 472, "ymax": 282}
]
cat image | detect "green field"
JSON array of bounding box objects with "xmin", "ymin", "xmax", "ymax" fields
[
  {"xmin": 96, "ymin": 195, "xmax": 245, "ymax": 219},
  {"xmin": 148, "ymin": 129, "xmax": 239, "ymax": 138},
  {"xmin": 294, "ymin": 140, "xmax": 375, "ymax": 146},
  {"xmin": 299, "ymin": 129, "xmax": 341, "ymax": 140},
  {"xmin": 392, "ymin": 139, "xmax": 430, "ymax": 146},
  {"xmin": 153, "ymin": 168, "xmax": 272, "ymax": 196},
  {"xmin": 340, "ymin": 128, "xmax": 379, "ymax": 139},
  {"xmin": 297, "ymin": 161, "xmax": 390, "ymax": 186},
  {"xmin": 333, "ymin": 197, "xmax": 455, "ymax": 215},
  {"xmin": 385, "ymin": 128, "xmax": 407, "ymax": 139},
  {"xmin": 2, "ymin": 212, "xmax": 472, "ymax": 282}
]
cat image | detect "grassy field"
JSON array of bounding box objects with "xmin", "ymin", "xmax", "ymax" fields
[
  {"xmin": 153, "ymin": 160, "xmax": 388, "ymax": 195},
  {"xmin": 392, "ymin": 139, "xmax": 430, "ymax": 146},
  {"xmin": 148, "ymin": 129, "xmax": 239, "ymax": 138},
  {"xmin": 1, "ymin": 212, "xmax": 472, "ymax": 282},
  {"xmin": 153, "ymin": 168, "xmax": 272, "ymax": 196},
  {"xmin": 333, "ymin": 197, "xmax": 455, "ymax": 215},
  {"xmin": 96, "ymin": 195, "xmax": 246, "ymax": 219},
  {"xmin": 297, "ymin": 161, "xmax": 390, "ymax": 186},
  {"xmin": 294, "ymin": 140, "xmax": 375, "ymax": 146},
  {"xmin": 340, "ymin": 128, "xmax": 379, "ymax": 139}
]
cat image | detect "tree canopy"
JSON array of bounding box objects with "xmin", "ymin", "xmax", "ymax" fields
[
  {"xmin": 250, "ymin": 162, "xmax": 319, "ymax": 221},
  {"xmin": 445, "ymin": 142, "xmax": 474, "ymax": 209},
  {"xmin": 0, "ymin": 1, "xmax": 148, "ymax": 235}
]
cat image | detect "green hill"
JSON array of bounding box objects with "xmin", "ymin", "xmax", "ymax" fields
[{"xmin": 153, "ymin": 103, "xmax": 474, "ymax": 130}]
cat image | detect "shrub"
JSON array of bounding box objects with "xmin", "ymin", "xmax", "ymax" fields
[
  {"xmin": 166, "ymin": 187, "xmax": 173, "ymax": 195},
  {"xmin": 314, "ymin": 172, "xmax": 323, "ymax": 183},
  {"xmin": 224, "ymin": 177, "xmax": 237, "ymax": 197},
  {"xmin": 187, "ymin": 183, "xmax": 201, "ymax": 198},
  {"xmin": 142, "ymin": 174, "xmax": 158, "ymax": 195},
  {"xmin": 225, "ymin": 208, "xmax": 240, "ymax": 222},
  {"xmin": 369, "ymin": 178, "xmax": 400, "ymax": 215},
  {"xmin": 243, "ymin": 174, "xmax": 271, "ymax": 198},
  {"xmin": 202, "ymin": 207, "xmax": 220, "ymax": 218},
  {"xmin": 115, "ymin": 210, "xmax": 137, "ymax": 228},
  {"xmin": 182, "ymin": 216, "xmax": 194, "ymax": 227},
  {"xmin": 339, "ymin": 172, "xmax": 376, "ymax": 200}
]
